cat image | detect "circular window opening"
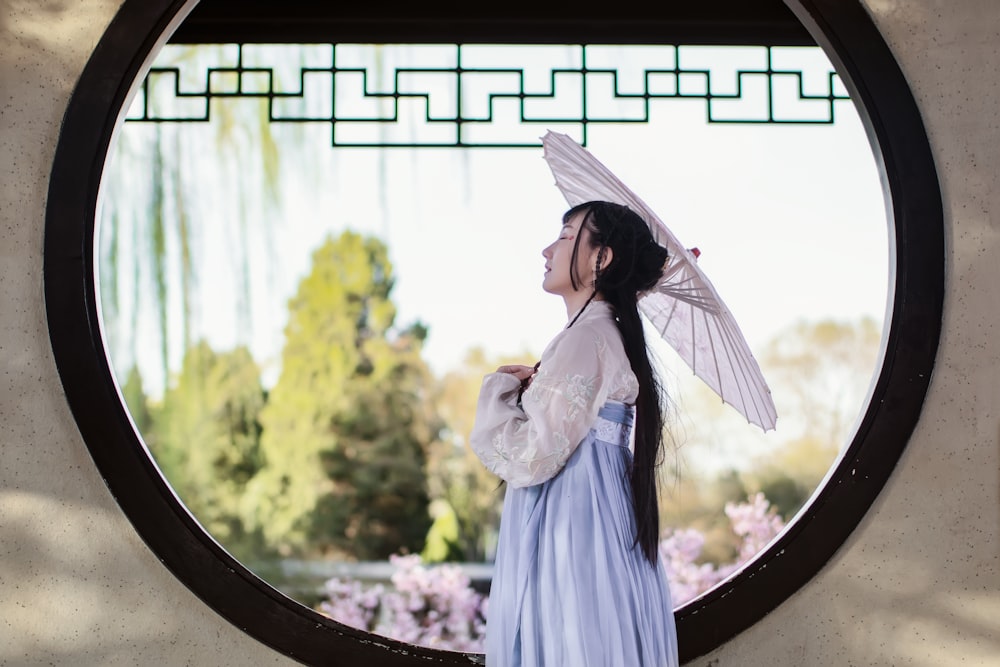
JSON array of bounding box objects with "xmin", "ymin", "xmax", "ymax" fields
[
  {"xmin": 45, "ymin": 1, "xmax": 942, "ymax": 664},
  {"xmin": 98, "ymin": 38, "xmax": 886, "ymax": 622}
]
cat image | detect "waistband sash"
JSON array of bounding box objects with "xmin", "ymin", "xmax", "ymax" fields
[{"xmin": 593, "ymin": 401, "xmax": 634, "ymax": 447}]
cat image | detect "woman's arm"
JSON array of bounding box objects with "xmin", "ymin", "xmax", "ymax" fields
[{"xmin": 469, "ymin": 324, "xmax": 612, "ymax": 487}]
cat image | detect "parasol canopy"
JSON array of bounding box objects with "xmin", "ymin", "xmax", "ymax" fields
[{"xmin": 541, "ymin": 130, "xmax": 777, "ymax": 431}]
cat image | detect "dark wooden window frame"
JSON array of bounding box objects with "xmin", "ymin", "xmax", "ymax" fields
[{"xmin": 44, "ymin": 1, "xmax": 943, "ymax": 664}]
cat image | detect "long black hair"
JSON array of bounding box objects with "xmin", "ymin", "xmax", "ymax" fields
[{"xmin": 565, "ymin": 201, "xmax": 669, "ymax": 564}]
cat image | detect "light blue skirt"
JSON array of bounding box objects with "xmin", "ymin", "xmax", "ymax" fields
[{"xmin": 487, "ymin": 402, "xmax": 679, "ymax": 666}]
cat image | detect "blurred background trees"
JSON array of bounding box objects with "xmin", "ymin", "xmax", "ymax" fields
[
  {"xmin": 658, "ymin": 316, "xmax": 880, "ymax": 564},
  {"xmin": 120, "ymin": 275, "xmax": 880, "ymax": 573},
  {"xmin": 149, "ymin": 342, "xmax": 266, "ymax": 557},
  {"xmin": 127, "ymin": 231, "xmax": 437, "ymax": 564}
]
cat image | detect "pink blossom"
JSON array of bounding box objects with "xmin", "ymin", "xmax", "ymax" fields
[{"xmin": 661, "ymin": 493, "xmax": 786, "ymax": 605}]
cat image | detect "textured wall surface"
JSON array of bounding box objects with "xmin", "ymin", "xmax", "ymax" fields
[{"xmin": 1, "ymin": 0, "xmax": 997, "ymax": 664}]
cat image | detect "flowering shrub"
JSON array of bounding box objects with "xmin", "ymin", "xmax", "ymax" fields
[
  {"xmin": 658, "ymin": 527, "xmax": 736, "ymax": 606},
  {"xmin": 660, "ymin": 492, "xmax": 786, "ymax": 606},
  {"xmin": 725, "ymin": 491, "xmax": 786, "ymax": 562},
  {"xmin": 319, "ymin": 553, "xmax": 487, "ymax": 652},
  {"xmin": 318, "ymin": 493, "xmax": 786, "ymax": 651}
]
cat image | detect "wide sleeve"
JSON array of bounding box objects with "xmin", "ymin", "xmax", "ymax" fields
[{"xmin": 468, "ymin": 324, "xmax": 612, "ymax": 488}]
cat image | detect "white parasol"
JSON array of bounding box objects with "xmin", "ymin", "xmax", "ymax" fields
[{"xmin": 541, "ymin": 130, "xmax": 777, "ymax": 431}]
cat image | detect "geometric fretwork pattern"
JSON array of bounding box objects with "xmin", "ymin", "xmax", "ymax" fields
[{"xmin": 126, "ymin": 43, "xmax": 850, "ymax": 147}]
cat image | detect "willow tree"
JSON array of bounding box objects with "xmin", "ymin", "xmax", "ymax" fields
[
  {"xmin": 98, "ymin": 44, "xmax": 284, "ymax": 396},
  {"xmin": 242, "ymin": 231, "xmax": 436, "ymax": 559}
]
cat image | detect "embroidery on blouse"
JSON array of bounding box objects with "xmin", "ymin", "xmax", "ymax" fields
[
  {"xmin": 470, "ymin": 310, "xmax": 640, "ymax": 487},
  {"xmin": 561, "ymin": 373, "xmax": 596, "ymax": 421},
  {"xmin": 486, "ymin": 425, "xmax": 572, "ymax": 485},
  {"xmin": 524, "ymin": 369, "xmax": 597, "ymax": 409},
  {"xmin": 592, "ymin": 418, "xmax": 628, "ymax": 446}
]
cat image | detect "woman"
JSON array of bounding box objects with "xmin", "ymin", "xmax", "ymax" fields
[{"xmin": 470, "ymin": 200, "xmax": 679, "ymax": 666}]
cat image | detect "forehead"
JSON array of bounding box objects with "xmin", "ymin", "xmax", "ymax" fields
[{"xmin": 562, "ymin": 210, "xmax": 588, "ymax": 229}]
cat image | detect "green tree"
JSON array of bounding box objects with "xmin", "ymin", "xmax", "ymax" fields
[
  {"xmin": 422, "ymin": 499, "xmax": 465, "ymax": 563},
  {"xmin": 148, "ymin": 341, "xmax": 267, "ymax": 559},
  {"xmin": 243, "ymin": 231, "xmax": 435, "ymax": 559}
]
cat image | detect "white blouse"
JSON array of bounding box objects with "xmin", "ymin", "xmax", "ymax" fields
[{"xmin": 469, "ymin": 300, "xmax": 639, "ymax": 488}]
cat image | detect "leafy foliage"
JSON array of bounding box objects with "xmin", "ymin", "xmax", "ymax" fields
[
  {"xmin": 147, "ymin": 341, "xmax": 267, "ymax": 559},
  {"xmin": 241, "ymin": 231, "xmax": 435, "ymax": 558}
]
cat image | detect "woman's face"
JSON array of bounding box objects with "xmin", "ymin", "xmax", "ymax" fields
[{"xmin": 542, "ymin": 211, "xmax": 598, "ymax": 300}]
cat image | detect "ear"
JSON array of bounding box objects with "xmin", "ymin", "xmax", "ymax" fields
[{"xmin": 595, "ymin": 246, "xmax": 613, "ymax": 274}]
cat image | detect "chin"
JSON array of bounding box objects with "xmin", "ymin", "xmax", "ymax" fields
[{"xmin": 541, "ymin": 280, "xmax": 558, "ymax": 296}]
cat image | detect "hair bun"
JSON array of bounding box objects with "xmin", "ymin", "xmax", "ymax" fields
[{"xmin": 632, "ymin": 241, "xmax": 669, "ymax": 293}]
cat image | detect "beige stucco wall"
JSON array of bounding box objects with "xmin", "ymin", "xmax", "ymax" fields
[{"xmin": 1, "ymin": 0, "xmax": 996, "ymax": 664}]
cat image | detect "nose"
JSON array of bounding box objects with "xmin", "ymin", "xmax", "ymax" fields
[{"xmin": 542, "ymin": 242, "xmax": 554, "ymax": 258}]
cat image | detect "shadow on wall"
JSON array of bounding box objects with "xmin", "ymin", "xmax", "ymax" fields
[
  {"xmin": 0, "ymin": 489, "xmax": 289, "ymax": 664},
  {"xmin": 823, "ymin": 517, "xmax": 1000, "ymax": 663},
  {"xmin": 3, "ymin": 0, "xmax": 90, "ymax": 54},
  {"xmin": 750, "ymin": 440, "xmax": 1000, "ymax": 666}
]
